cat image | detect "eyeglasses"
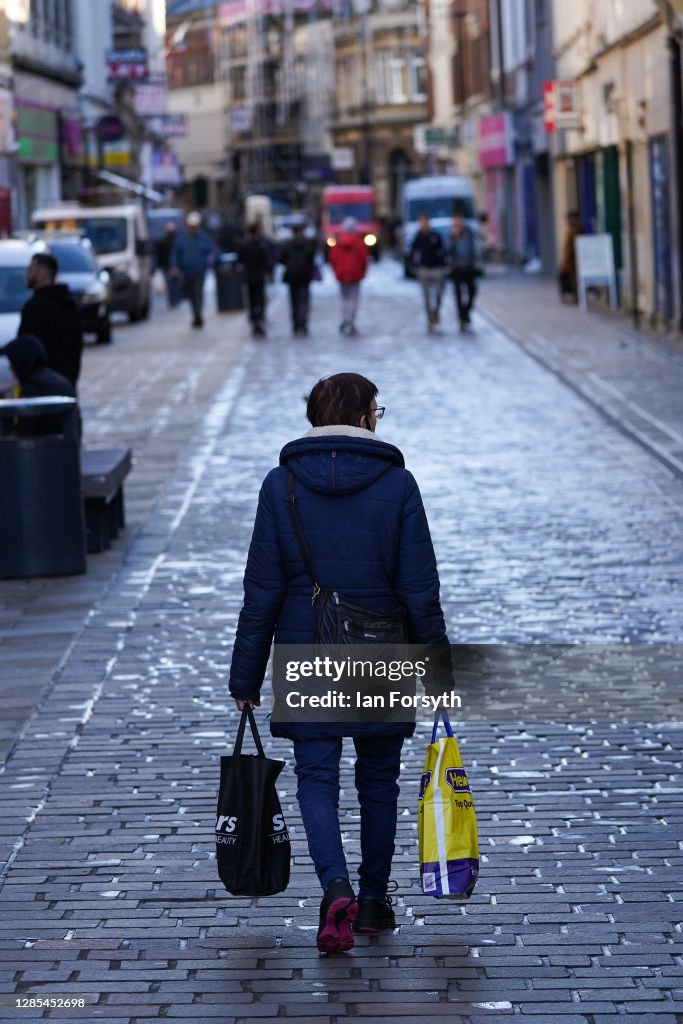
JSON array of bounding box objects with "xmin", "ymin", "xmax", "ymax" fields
[{"xmin": 373, "ymin": 406, "xmax": 386, "ymax": 420}]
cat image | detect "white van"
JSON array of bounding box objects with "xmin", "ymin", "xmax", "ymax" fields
[
  {"xmin": 401, "ymin": 176, "xmax": 479, "ymax": 275},
  {"xmin": 31, "ymin": 202, "xmax": 151, "ymax": 321}
]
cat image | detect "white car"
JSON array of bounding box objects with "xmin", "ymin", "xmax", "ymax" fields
[{"xmin": 0, "ymin": 239, "xmax": 34, "ymax": 346}]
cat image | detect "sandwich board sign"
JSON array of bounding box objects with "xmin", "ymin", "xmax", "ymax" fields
[{"xmin": 575, "ymin": 233, "xmax": 617, "ymax": 309}]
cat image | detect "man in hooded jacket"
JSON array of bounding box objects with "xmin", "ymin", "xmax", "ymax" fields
[
  {"xmin": 19, "ymin": 252, "xmax": 83, "ymax": 388},
  {"xmin": 1, "ymin": 334, "xmax": 79, "ymax": 439}
]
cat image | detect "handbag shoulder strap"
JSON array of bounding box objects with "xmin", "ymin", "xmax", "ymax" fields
[{"xmin": 285, "ymin": 469, "xmax": 321, "ymax": 604}]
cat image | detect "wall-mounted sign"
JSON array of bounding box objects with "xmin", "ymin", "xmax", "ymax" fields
[
  {"xmin": 331, "ymin": 146, "xmax": 354, "ymax": 171},
  {"xmin": 106, "ymin": 47, "xmax": 149, "ymax": 82},
  {"xmin": 15, "ymin": 99, "xmax": 58, "ymax": 164},
  {"xmin": 543, "ymin": 80, "xmax": 581, "ymax": 133}
]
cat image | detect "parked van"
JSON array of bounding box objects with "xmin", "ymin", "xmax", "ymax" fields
[
  {"xmin": 321, "ymin": 185, "xmax": 381, "ymax": 260},
  {"xmin": 401, "ymin": 176, "xmax": 478, "ymax": 275},
  {"xmin": 31, "ymin": 202, "xmax": 151, "ymax": 321}
]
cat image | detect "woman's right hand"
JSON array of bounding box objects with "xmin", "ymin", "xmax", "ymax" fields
[{"xmin": 235, "ymin": 698, "xmax": 260, "ymax": 711}]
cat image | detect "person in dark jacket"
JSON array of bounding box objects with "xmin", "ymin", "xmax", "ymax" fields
[
  {"xmin": 1, "ymin": 334, "xmax": 79, "ymax": 440},
  {"xmin": 328, "ymin": 217, "xmax": 368, "ymax": 336},
  {"xmin": 170, "ymin": 212, "xmax": 218, "ymax": 328},
  {"xmin": 447, "ymin": 214, "xmax": 478, "ymax": 331},
  {"xmin": 229, "ymin": 372, "xmax": 450, "ymax": 954},
  {"xmin": 239, "ymin": 222, "xmax": 274, "ymax": 337},
  {"xmin": 19, "ymin": 252, "xmax": 83, "ymax": 388},
  {"xmin": 409, "ymin": 214, "xmax": 448, "ymax": 332},
  {"xmin": 155, "ymin": 222, "xmax": 182, "ymax": 308},
  {"xmin": 279, "ymin": 221, "xmax": 317, "ymax": 336}
]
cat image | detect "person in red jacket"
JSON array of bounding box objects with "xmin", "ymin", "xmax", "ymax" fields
[{"xmin": 329, "ymin": 217, "xmax": 369, "ymax": 336}]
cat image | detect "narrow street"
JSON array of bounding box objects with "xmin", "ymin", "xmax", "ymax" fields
[{"xmin": 1, "ymin": 260, "xmax": 682, "ymax": 1022}]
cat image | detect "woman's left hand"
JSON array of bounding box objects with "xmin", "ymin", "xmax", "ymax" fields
[{"xmin": 235, "ymin": 699, "xmax": 260, "ymax": 711}]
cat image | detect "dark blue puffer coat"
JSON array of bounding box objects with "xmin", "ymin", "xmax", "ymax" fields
[{"xmin": 228, "ymin": 428, "xmax": 449, "ymax": 739}]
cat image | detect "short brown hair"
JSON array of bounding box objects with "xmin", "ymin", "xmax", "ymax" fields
[{"xmin": 306, "ymin": 372, "xmax": 378, "ymax": 427}]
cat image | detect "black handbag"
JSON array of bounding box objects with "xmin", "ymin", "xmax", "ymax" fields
[
  {"xmin": 285, "ymin": 470, "xmax": 409, "ymax": 647},
  {"xmin": 216, "ymin": 706, "xmax": 290, "ymax": 896}
]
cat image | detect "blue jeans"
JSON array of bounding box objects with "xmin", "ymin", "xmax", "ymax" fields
[{"xmin": 292, "ymin": 734, "xmax": 404, "ymax": 899}]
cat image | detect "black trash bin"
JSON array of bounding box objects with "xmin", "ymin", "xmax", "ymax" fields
[
  {"xmin": 0, "ymin": 396, "xmax": 86, "ymax": 578},
  {"xmin": 215, "ymin": 253, "xmax": 245, "ymax": 312}
]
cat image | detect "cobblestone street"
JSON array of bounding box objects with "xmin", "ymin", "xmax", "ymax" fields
[{"xmin": 1, "ymin": 262, "xmax": 682, "ymax": 1022}]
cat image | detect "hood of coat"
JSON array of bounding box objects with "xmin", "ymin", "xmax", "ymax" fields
[
  {"xmin": 335, "ymin": 231, "xmax": 360, "ymax": 249},
  {"xmin": 32, "ymin": 283, "xmax": 78, "ymax": 310},
  {"xmin": 2, "ymin": 334, "xmax": 47, "ymax": 382},
  {"xmin": 280, "ymin": 425, "xmax": 404, "ymax": 495}
]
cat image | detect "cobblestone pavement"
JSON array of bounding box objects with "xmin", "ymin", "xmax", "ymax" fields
[
  {"xmin": 0, "ymin": 262, "xmax": 682, "ymax": 1022},
  {"xmin": 477, "ymin": 270, "xmax": 683, "ymax": 478}
]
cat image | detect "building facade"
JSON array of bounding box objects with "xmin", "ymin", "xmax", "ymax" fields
[
  {"xmin": 332, "ymin": 0, "xmax": 429, "ymax": 218},
  {"xmin": 552, "ymin": 0, "xmax": 673, "ymax": 326}
]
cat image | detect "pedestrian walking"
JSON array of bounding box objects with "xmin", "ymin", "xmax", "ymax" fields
[
  {"xmin": 229, "ymin": 372, "xmax": 450, "ymax": 954},
  {"xmin": 170, "ymin": 212, "xmax": 217, "ymax": 328},
  {"xmin": 447, "ymin": 213, "xmax": 478, "ymax": 331},
  {"xmin": 279, "ymin": 220, "xmax": 317, "ymax": 336},
  {"xmin": 238, "ymin": 222, "xmax": 274, "ymax": 337},
  {"xmin": 409, "ymin": 214, "xmax": 448, "ymax": 331},
  {"xmin": 19, "ymin": 252, "xmax": 83, "ymax": 388},
  {"xmin": 558, "ymin": 210, "xmax": 581, "ymax": 303},
  {"xmin": 328, "ymin": 218, "xmax": 368, "ymax": 336},
  {"xmin": 1, "ymin": 334, "xmax": 79, "ymax": 439},
  {"xmin": 155, "ymin": 222, "xmax": 182, "ymax": 308}
]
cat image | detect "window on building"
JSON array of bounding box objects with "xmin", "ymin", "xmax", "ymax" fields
[
  {"xmin": 375, "ymin": 53, "xmax": 386, "ymax": 103},
  {"xmin": 388, "ymin": 56, "xmax": 406, "ymax": 103},
  {"xmin": 408, "ymin": 54, "xmax": 426, "ymax": 101}
]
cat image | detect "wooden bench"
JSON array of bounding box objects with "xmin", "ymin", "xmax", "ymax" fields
[{"xmin": 81, "ymin": 448, "xmax": 133, "ymax": 554}]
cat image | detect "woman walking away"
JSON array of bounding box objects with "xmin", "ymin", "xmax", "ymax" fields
[
  {"xmin": 329, "ymin": 219, "xmax": 368, "ymax": 335},
  {"xmin": 229, "ymin": 372, "xmax": 450, "ymax": 954}
]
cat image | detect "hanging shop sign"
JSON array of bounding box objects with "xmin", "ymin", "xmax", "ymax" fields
[
  {"xmin": 106, "ymin": 47, "xmax": 149, "ymax": 82},
  {"xmin": 156, "ymin": 114, "xmax": 188, "ymax": 138},
  {"xmin": 133, "ymin": 75, "xmax": 168, "ymax": 117},
  {"xmin": 151, "ymin": 149, "xmax": 182, "ymax": 187},
  {"xmin": 543, "ymin": 80, "xmax": 581, "ymax": 133},
  {"xmin": 479, "ymin": 112, "xmax": 514, "ymax": 169},
  {"xmin": 102, "ymin": 139, "xmax": 131, "ymax": 168},
  {"xmin": 96, "ymin": 115, "xmax": 125, "ymax": 142}
]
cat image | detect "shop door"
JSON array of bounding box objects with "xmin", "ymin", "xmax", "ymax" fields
[{"xmin": 601, "ymin": 145, "xmax": 623, "ymax": 275}]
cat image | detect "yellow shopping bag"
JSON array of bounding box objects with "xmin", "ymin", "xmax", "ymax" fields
[{"xmin": 418, "ymin": 709, "xmax": 478, "ymax": 898}]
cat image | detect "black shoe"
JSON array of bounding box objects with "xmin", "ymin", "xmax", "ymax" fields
[
  {"xmin": 340, "ymin": 321, "xmax": 349, "ymax": 335},
  {"xmin": 192, "ymin": 317, "xmax": 203, "ymax": 328},
  {"xmin": 252, "ymin": 324, "xmax": 266, "ymax": 337},
  {"xmin": 317, "ymin": 878, "xmax": 358, "ymax": 953},
  {"xmin": 353, "ymin": 893, "xmax": 396, "ymax": 934}
]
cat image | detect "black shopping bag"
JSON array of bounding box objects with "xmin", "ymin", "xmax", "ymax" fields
[{"xmin": 216, "ymin": 706, "xmax": 290, "ymax": 896}]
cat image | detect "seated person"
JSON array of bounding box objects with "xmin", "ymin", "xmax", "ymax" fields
[{"xmin": 1, "ymin": 334, "xmax": 79, "ymax": 440}]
